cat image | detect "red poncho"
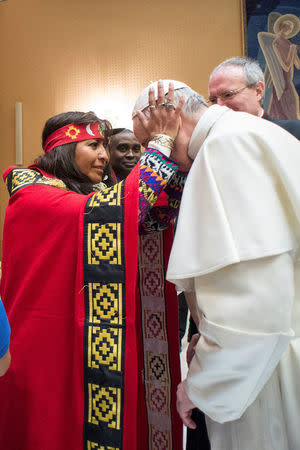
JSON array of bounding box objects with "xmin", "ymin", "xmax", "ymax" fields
[{"xmin": 0, "ymin": 165, "xmax": 182, "ymax": 450}]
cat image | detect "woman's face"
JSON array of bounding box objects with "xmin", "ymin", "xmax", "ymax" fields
[{"xmin": 75, "ymin": 139, "xmax": 110, "ymax": 184}]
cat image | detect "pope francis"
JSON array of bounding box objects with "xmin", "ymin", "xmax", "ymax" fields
[{"xmin": 133, "ymin": 80, "xmax": 300, "ymax": 450}]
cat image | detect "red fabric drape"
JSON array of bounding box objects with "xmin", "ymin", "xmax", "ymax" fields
[{"xmin": 0, "ymin": 179, "xmax": 90, "ymax": 449}]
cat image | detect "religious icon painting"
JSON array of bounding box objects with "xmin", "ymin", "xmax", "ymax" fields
[{"xmin": 242, "ymin": 0, "xmax": 300, "ymax": 120}]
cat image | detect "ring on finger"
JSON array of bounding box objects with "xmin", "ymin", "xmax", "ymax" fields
[
  {"xmin": 149, "ymin": 105, "xmax": 156, "ymax": 109},
  {"xmin": 165, "ymin": 102, "xmax": 176, "ymax": 110},
  {"xmin": 159, "ymin": 102, "xmax": 166, "ymax": 107}
]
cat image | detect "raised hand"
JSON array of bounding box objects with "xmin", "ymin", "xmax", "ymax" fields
[{"xmin": 135, "ymin": 80, "xmax": 184, "ymax": 142}]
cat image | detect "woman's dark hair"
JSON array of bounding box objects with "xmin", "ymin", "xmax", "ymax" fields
[{"xmin": 35, "ymin": 111, "xmax": 112, "ymax": 194}]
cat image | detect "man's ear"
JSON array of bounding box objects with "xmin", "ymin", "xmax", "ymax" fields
[{"xmin": 255, "ymin": 81, "xmax": 265, "ymax": 102}]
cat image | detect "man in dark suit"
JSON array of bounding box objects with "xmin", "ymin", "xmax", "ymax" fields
[
  {"xmin": 208, "ymin": 56, "xmax": 300, "ymax": 139},
  {"xmin": 263, "ymin": 111, "xmax": 300, "ymax": 138}
]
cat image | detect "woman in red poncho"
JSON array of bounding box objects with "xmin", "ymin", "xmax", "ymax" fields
[{"xmin": 0, "ymin": 83, "xmax": 187, "ymax": 450}]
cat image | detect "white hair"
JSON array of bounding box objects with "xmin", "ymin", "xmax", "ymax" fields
[
  {"xmin": 132, "ymin": 80, "xmax": 207, "ymax": 118},
  {"xmin": 210, "ymin": 56, "xmax": 265, "ymax": 86}
]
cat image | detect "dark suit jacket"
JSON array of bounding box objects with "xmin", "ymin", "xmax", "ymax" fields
[{"xmin": 263, "ymin": 112, "xmax": 300, "ymax": 140}]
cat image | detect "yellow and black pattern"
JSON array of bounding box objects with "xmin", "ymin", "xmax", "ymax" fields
[
  {"xmin": 88, "ymin": 326, "xmax": 122, "ymax": 372},
  {"xmin": 87, "ymin": 223, "xmax": 122, "ymax": 265},
  {"xmin": 88, "ymin": 283, "xmax": 122, "ymax": 325},
  {"xmin": 6, "ymin": 168, "xmax": 68, "ymax": 196},
  {"xmin": 87, "ymin": 442, "xmax": 119, "ymax": 450},
  {"xmin": 83, "ymin": 182, "xmax": 126, "ymax": 450},
  {"xmin": 10, "ymin": 169, "xmax": 41, "ymax": 193},
  {"xmin": 88, "ymin": 384, "xmax": 121, "ymax": 429},
  {"xmin": 89, "ymin": 183, "xmax": 122, "ymax": 207}
]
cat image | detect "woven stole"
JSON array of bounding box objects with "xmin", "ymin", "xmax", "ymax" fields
[
  {"xmin": 138, "ymin": 232, "xmax": 174, "ymax": 450},
  {"xmin": 83, "ymin": 182, "xmax": 125, "ymax": 450}
]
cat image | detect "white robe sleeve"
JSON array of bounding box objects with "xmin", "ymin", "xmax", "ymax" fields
[{"xmin": 186, "ymin": 252, "xmax": 294, "ymax": 423}]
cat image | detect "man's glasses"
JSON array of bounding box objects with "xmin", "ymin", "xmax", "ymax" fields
[{"xmin": 208, "ymin": 86, "xmax": 248, "ymax": 104}]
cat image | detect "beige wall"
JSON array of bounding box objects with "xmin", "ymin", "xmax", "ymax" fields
[{"xmin": 0, "ymin": 0, "xmax": 243, "ymax": 251}]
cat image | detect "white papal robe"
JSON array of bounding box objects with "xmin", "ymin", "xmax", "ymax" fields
[{"xmin": 167, "ymin": 105, "xmax": 300, "ymax": 450}]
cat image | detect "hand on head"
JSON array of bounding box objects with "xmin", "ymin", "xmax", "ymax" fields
[
  {"xmin": 135, "ymin": 80, "xmax": 185, "ymax": 141},
  {"xmin": 134, "ymin": 80, "xmax": 193, "ymax": 172}
]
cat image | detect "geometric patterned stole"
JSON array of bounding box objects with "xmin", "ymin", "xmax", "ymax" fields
[
  {"xmin": 138, "ymin": 231, "xmax": 182, "ymax": 450},
  {"xmin": 83, "ymin": 182, "xmax": 126, "ymax": 450},
  {"xmin": 4, "ymin": 167, "xmax": 68, "ymax": 195}
]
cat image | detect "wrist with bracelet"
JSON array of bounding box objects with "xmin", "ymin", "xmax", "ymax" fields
[{"xmin": 148, "ymin": 134, "xmax": 174, "ymax": 158}]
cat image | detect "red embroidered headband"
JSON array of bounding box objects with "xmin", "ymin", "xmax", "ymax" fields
[{"xmin": 43, "ymin": 123, "xmax": 105, "ymax": 153}]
